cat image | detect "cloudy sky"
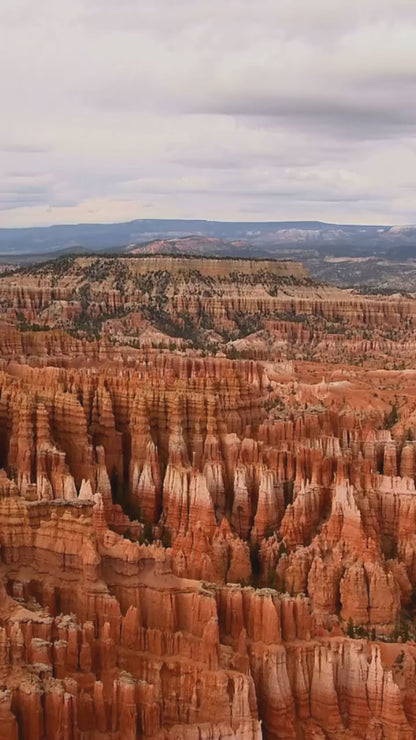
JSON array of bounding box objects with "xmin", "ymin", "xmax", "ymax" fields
[{"xmin": 1, "ymin": 0, "xmax": 416, "ymax": 227}]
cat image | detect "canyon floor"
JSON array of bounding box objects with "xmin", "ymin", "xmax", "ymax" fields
[{"xmin": 1, "ymin": 255, "xmax": 416, "ymax": 738}]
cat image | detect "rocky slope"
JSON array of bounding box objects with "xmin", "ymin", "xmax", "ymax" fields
[
  {"xmin": 1, "ymin": 254, "xmax": 416, "ymax": 368},
  {"xmin": 1, "ymin": 257, "xmax": 416, "ymax": 737}
]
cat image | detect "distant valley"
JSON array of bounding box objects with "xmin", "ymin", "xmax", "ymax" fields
[{"xmin": 1, "ymin": 218, "xmax": 416, "ymax": 291}]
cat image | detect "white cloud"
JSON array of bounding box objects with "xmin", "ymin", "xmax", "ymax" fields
[{"xmin": 0, "ymin": 0, "xmax": 415, "ymax": 226}]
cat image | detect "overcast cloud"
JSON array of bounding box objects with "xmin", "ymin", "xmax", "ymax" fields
[{"xmin": 1, "ymin": 0, "xmax": 415, "ymax": 226}]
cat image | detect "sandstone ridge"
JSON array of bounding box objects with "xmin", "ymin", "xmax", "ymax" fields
[{"xmin": 0, "ymin": 256, "xmax": 415, "ymax": 737}]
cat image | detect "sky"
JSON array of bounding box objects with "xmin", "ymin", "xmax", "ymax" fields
[{"xmin": 1, "ymin": 0, "xmax": 416, "ymax": 227}]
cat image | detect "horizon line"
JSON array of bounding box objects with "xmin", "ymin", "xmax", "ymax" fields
[{"xmin": 0, "ymin": 217, "xmax": 402, "ymax": 231}]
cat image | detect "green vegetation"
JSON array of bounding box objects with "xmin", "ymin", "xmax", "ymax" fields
[
  {"xmin": 17, "ymin": 320, "xmax": 50, "ymax": 332},
  {"xmin": 385, "ymin": 402, "xmax": 399, "ymax": 429},
  {"xmin": 225, "ymin": 345, "xmax": 241, "ymax": 360}
]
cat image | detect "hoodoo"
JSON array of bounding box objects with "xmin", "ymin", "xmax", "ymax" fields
[{"xmin": 0, "ymin": 256, "xmax": 416, "ymax": 737}]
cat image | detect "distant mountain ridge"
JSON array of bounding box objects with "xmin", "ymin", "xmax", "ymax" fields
[{"xmin": 0, "ymin": 218, "xmax": 415, "ymax": 259}]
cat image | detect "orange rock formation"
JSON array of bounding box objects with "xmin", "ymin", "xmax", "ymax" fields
[{"xmin": 0, "ymin": 256, "xmax": 415, "ymax": 737}]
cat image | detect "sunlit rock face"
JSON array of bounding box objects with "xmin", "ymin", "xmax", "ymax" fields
[{"xmin": 1, "ymin": 256, "xmax": 416, "ymax": 737}]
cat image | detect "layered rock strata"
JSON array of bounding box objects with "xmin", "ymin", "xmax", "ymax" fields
[{"xmin": 0, "ymin": 258, "xmax": 415, "ymax": 737}]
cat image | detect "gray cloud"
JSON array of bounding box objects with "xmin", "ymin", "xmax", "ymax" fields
[{"xmin": 0, "ymin": 0, "xmax": 415, "ymax": 226}]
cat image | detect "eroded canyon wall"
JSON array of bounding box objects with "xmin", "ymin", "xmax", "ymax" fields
[{"xmin": 0, "ymin": 258, "xmax": 416, "ymax": 738}]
